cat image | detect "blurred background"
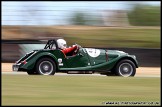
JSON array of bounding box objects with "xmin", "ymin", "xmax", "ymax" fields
[{"xmin": 1, "ymin": 1, "xmax": 161, "ymax": 67}]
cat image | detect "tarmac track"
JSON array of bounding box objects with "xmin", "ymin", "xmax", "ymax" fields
[{"xmin": 1, "ymin": 63, "xmax": 160, "ymax": 77}]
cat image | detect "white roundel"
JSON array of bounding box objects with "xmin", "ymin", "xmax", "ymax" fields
[{"xmin": 85, "ymin": 48, "xmax": 101, "ymax": 57}]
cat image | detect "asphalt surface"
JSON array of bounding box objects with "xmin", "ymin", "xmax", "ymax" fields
[
  {"xmin": 1, "ymin": 72, "xmax": 160, "ymax": 77},
  {"xmin": 2, "ymin": 63, "xmax": 160, "ymax": 77}
]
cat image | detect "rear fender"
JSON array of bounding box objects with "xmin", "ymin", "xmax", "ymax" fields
[{"xmin": 23, "ymin": 52, "xmax": 58, "ymax": 70}]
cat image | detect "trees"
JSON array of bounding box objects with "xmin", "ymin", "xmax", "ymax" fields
[
  {"xmin": 69, "ymin": 11, "xmax": 102, "ymax": 26},
  {"xmin": 127, "ymin": 4, "xmax": 160, "ymax": 26},
  {"xmin": 69, "ymin": 11, "xmax": 87, "ymax": 25}
]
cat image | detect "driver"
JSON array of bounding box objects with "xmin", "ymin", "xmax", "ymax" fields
[{"xmin": 57, "ymin": 39, "xmax": 79, "ymax": 56}]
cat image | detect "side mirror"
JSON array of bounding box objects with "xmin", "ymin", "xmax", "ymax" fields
[{"xmin": 78, "ymin": 53, "xmax": 84, "ymax": 57}]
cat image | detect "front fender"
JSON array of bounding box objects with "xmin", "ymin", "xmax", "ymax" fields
[{"xmin": 91, "ymin": 54, "xmax": 138, "ymax": 71}]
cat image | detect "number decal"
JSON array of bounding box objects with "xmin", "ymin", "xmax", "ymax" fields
[{"xmin": 58, "ymin": 58, "xmax": 63, "ymax": 66}]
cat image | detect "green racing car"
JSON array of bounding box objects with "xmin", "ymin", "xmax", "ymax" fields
[{"xmin": 12, "ymin": 39, "xmax": 138, "ymax": 77}]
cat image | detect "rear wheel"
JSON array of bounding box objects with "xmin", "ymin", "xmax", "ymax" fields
[
  {"xmin": 36, "ymin": 58, "xmax": 56, "ymax": 75},
  {"xmin": 114, "ymin": 59, "xmax": 136, "ymax": 77}
]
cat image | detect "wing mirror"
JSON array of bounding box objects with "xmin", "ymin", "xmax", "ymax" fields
[{"xmin": 78, "ymin": 53, "xmax": 84, "ymax": 57}]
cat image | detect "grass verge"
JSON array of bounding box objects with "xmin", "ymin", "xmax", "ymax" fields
[
  {"xmin": 2, "ymin": 26, "xmax": 160, "ymax": 48},
  {"xmin": 2, "ymin": 75, "xmax": 160, "ymax": 106}
]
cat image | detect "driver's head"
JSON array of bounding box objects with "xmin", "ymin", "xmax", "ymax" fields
[{"xmin": 57, "ymin": 39, "xmax": 67, "ymax": 49}]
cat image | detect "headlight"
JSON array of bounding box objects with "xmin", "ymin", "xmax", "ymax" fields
[
  {"xmin": 132, "ymin": 55, "xmax": 136, "ymax": 59},
  {"xmin": 117, "ymin": 51, "xmax": 125, "ymax": 54}
]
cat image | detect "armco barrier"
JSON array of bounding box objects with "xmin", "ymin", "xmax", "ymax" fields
[{"xmin": 104, "ymin": 48, "xmax": 160, "ymax": 67}]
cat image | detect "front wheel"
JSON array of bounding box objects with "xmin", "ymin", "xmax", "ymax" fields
[
  {"xmin": 36, "ymin": 58, "xmax": 56, "ymax": 75},
  {"xmin": 114, "ymin": 59, "xmax": 136, "ymax": 77}
]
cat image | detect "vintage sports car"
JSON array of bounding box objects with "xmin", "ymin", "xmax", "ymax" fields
[{"xmin": 13, "ymin": 39, "xmax": 138, "ymax": 77}]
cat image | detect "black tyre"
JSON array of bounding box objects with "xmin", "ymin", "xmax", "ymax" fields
[
  {"xmin": 114, "ymin": 59, "xmax": 136, "ymax": 77},
  {"xmin": 36, "ymin": 58, "xmax": 56, "ymax": 75}
]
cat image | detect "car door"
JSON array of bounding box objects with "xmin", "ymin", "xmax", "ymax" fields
[
  {"xmin": 66, "ymin": 48, "xmax": 91, "ymax": 68},
  {"xmin": 85, "ymin": 48, "xmax": 107, "ymax": 66}
]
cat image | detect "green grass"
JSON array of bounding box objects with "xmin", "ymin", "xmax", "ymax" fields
[
  {"xmin": 63, "ymin": 28, "xmax": 160, "ymax": 48},
  {"xmin": 2, "ymin": 75, "xmax": 160, "ymax": 106},
  {"xmin": 2, "ymin": 26, "xmax": 160, "ymax": 48}
]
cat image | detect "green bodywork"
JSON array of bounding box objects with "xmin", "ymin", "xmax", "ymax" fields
[{"xmin": 16, "ymin": 47, "xmax": 138, "ymax": 72}]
